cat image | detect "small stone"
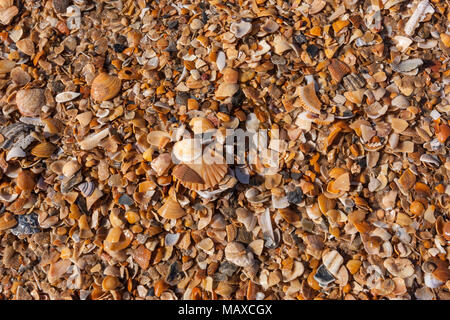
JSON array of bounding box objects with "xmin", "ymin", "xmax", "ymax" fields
[
  {"xmin": 118, "ymin": 194, "xmax": 134, "ymax": 206},
  {"xmin": 287, "ymin": 187, "xmax": 303, "ymax": 204},
  {"xmin": 11, "ymin": 213, "xmax": 40, "ymax": 236}
]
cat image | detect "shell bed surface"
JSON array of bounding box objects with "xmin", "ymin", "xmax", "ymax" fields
[{"xmin": 0, "ymin": 0, "xmax": 449, "ymax": 301}]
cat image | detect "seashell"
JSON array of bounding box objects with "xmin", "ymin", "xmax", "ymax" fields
[
  {"xmin": 151, "ymin": 153, "xmax": 172, "ymax": 176},
  {"xmin": 78, "ymin": 182, "xmax": 95, "ymax": 197},
  {"xmin": 90, "ymin": 73, "xmax": 122, "ymax": 102},
  {"xmin": 76, "ymin": 111, "xmax": 92, "ymax": 127},
  {"xmin": 215, "ymin": 83, "xmax": 239, "ymax": 99},
  {"xmin": 273, "ymin": 35, "xmax": 292, "ymax": 55},
  {"xmin": 390, "ymin": 118, "xmax": 408, "ymax": 133},
  {"xmin": 328, "ymin": 59, "xmax": 350, "ymax": 83},
  {"xmin": 157, "ymin": 198, "xmax": 186, "ymax": 219},
  {"xmin": 294, "ymin": 83, "xmax": 322, "ymax": 114},
  {"xmin": 419, "ymin": 154, "xmax": 440, "ymax": 167},
  {"xmin": 436, "ymin": 124, "xmax": 450, "ymax": 143},
  {"xmin": 443, "ymin": 221, "xmax": 450, "ymax": 241},
  {"xmin": 79, "ymin": 127, "xmax": 110, "ymax": 150},
  {"xmin": 96, "ymin": 108, "xmax": 109, "ymax": 118},
  {"xmin": 253, "ymin": 40, "xmax": 271, "ymax": 57},
  {"xmin": 62, "ymin": 159, "xmax": 81, "ymax": 178},
  {"xmin": 393, "ymin": 36, "xmax": 413, "ymax": 53},
  {"xmin": 189, "ymin": 117, "xmax": 215, "ymax": 134},
  {"xmin": 0, "ymin": 5, "xmax": 18, "ymax": 25},
  {"xmin": 384, "ymin": 258, "xmax": 414, "ymax": 278},
  {"xmin": 222, "ymin": 68, "xmax": 238, "ymax": 84},
  {"xmin": 224, "ymin": 241, "xmax": 254, "ymax": 267},
  {"xmin": 282, "ymin": 261, "xmax": 305, "ymax": 282},
  {"xmin": 216, "ymin": 51, "xmax": 226, "ymax": 71},
  {"xmin": 0, "ymin": 59, "xmax": 15, "ymax": 73},
  {"xmin": 259, "ymin": 208, "xmax": 277, "ymax": 248},
  {"xmin": 10, "ymin": 67, "xmax": 31, "ymax": 86},
  {"xmin": 55, "ymin": 91, "xmax": 80, "ymax": 103},
  {"xmin": 197, "ymin": 238, "xmax": 214, "ymax": 255},
  {"xmin": 424, "ymin": 272, "xmax": 443, "ymax": 289},
  {"xmin": 0, "ymin": 212, "xmax": 17, "ymax": 231},
  {"xmin": 391, "ymin": 58, "xmax": 423, "ymax": 73},
  {"xmin": 16, "ymin": 89, "xmax": 45, "ymax": 117},
  {"xmin": 404, "ymin": 0, "xmax": 434, "ymax": 36},
  {"xmin": 78, "ymin": 214, "xmax": 94, "ymax": 239},
  {"xmin": 6, "ymin": 146, "xmax": 26, "ymax": 161},
  {"xmin": 165, "ymin": 233, "xmax": 180, "ymax": 246},
  {"xmin": 322, "ymin": 250, "xmax": 344, "ymax": 277},
  {"xmin": 48, "ymin": 260, "xmax": 71, "ymax": 284},
  {"xmin": 236, "ymin": 208, "xmax": 257, "ymax": 232},
  {"xmin": 344, "ymin": 89, "xmax": 364, "ymax": 104},
  {"xmin": 172, "ymin": 139, "xmax": 202, "ymax": 163},
  {"xmin": 31, "ymin": 142, "xmax": 56, "ymax": 158},
  {"xmin": 261, "ymin": 19, "xmax": 279, "ymax": 33},
  {"xmin": 391, "ymin": 95, "xmax": 409, "ymax": 108},
  {"xmin": 230, "ymin": 21, "xmax": 252, "ymax": 38},
  {"xmin": 309, "ymin": 0, "xmax": 326, "ymax": 14},
  {"xmin": 147, "ymin": 130, "xmax": 171, "ymax": 149},
  {"xmin": 86, "ymin": 188, "xmax": 103, "ymax": 211},
  {"xmin": 16, "ymin": 38, "xmax": 35, "ymax": 56},
  {"xmin": 17, "ymin": 170, "xmax": 35, "ymax": 191},
  {"xmin": 102, "ymin": 276, "xmax": 120, "ymax": 291}
]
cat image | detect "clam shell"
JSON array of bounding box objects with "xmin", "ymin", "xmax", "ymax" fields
[
  {"xmin": 55, "ymin": 91, "xmax": 81, "ymax": 103},
  {"xmin": 157, "ymin": 198, "xmax": 186, "ymax": 219},
  {"xmin": 16, "ymin": 89, "xmax": 45, "ymax": 117},
  {"xmin": 62, "ymin": 159, "xmax": 81, "ymax": 178},
  {"xmin": 222, "ymin": 68, "xmax": 239, "ymax": 84},
  {"xmin": 17, "ymin": 170, "xmax": 35, "ymax": 191},
  {"xmin": 294, "ymin": 83, "xmax": 321, "ymax": 114},
  {"xmin": 322, "ymin": 250, "xmax": 343, "ymax": 277},
  {"xmin": 10, "ymin": 67, "xmax": 31, "ymax": 86},
  {"xmin": 172, "ymin": 139, "xmax": 202, "ymax": 163},
  {"xmin": 31, "ymin": 142, "xmax": 56, "ymax": 158},
  {"xmin": 90, "ymin": 73, "xmax": 122, "ymax": 101}
]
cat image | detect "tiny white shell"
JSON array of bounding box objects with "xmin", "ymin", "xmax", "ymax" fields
[{"xmin": 55, "ymin": 91, "xmax": 81, "ymax": 103}]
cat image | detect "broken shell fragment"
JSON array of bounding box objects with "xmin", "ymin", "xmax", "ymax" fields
[
  {"xmin": 225, "ymin": 242, "xmax": 254, "ymax": 267},
  {"xmin": 230, "ymin": 21, "xmax": 252, "ymax": 38}
]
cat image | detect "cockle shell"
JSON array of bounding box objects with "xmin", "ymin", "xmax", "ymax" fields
[
  {"xmin": 16, "ymin": 89, "xmax": 45, "ymax": 117},
  {"xmin": 172, "ymin": 158, "xmax": 228, "ymax": 191},
  {"xmin": 90, "ymin": 73, "xmax": 122, "ymax": 101},
  {"xmin": 294, "ymin": 83, "xmax": 322, "ymax": 114},
  {"xmin": 157, "ymin": 197, "xmax": 186, "ymax": 219}
]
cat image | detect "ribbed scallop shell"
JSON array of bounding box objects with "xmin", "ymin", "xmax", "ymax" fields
[
  {"xmin": 173, "ymin": 149, "xmax": 228, "ymax": 191},
  {"xmin": 90, "ymin": 73, "xmax": 122, "ymax": 101},
  {"xmin": 294, "ymin": 83, "xmax": 321, "ymax": 114}
]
